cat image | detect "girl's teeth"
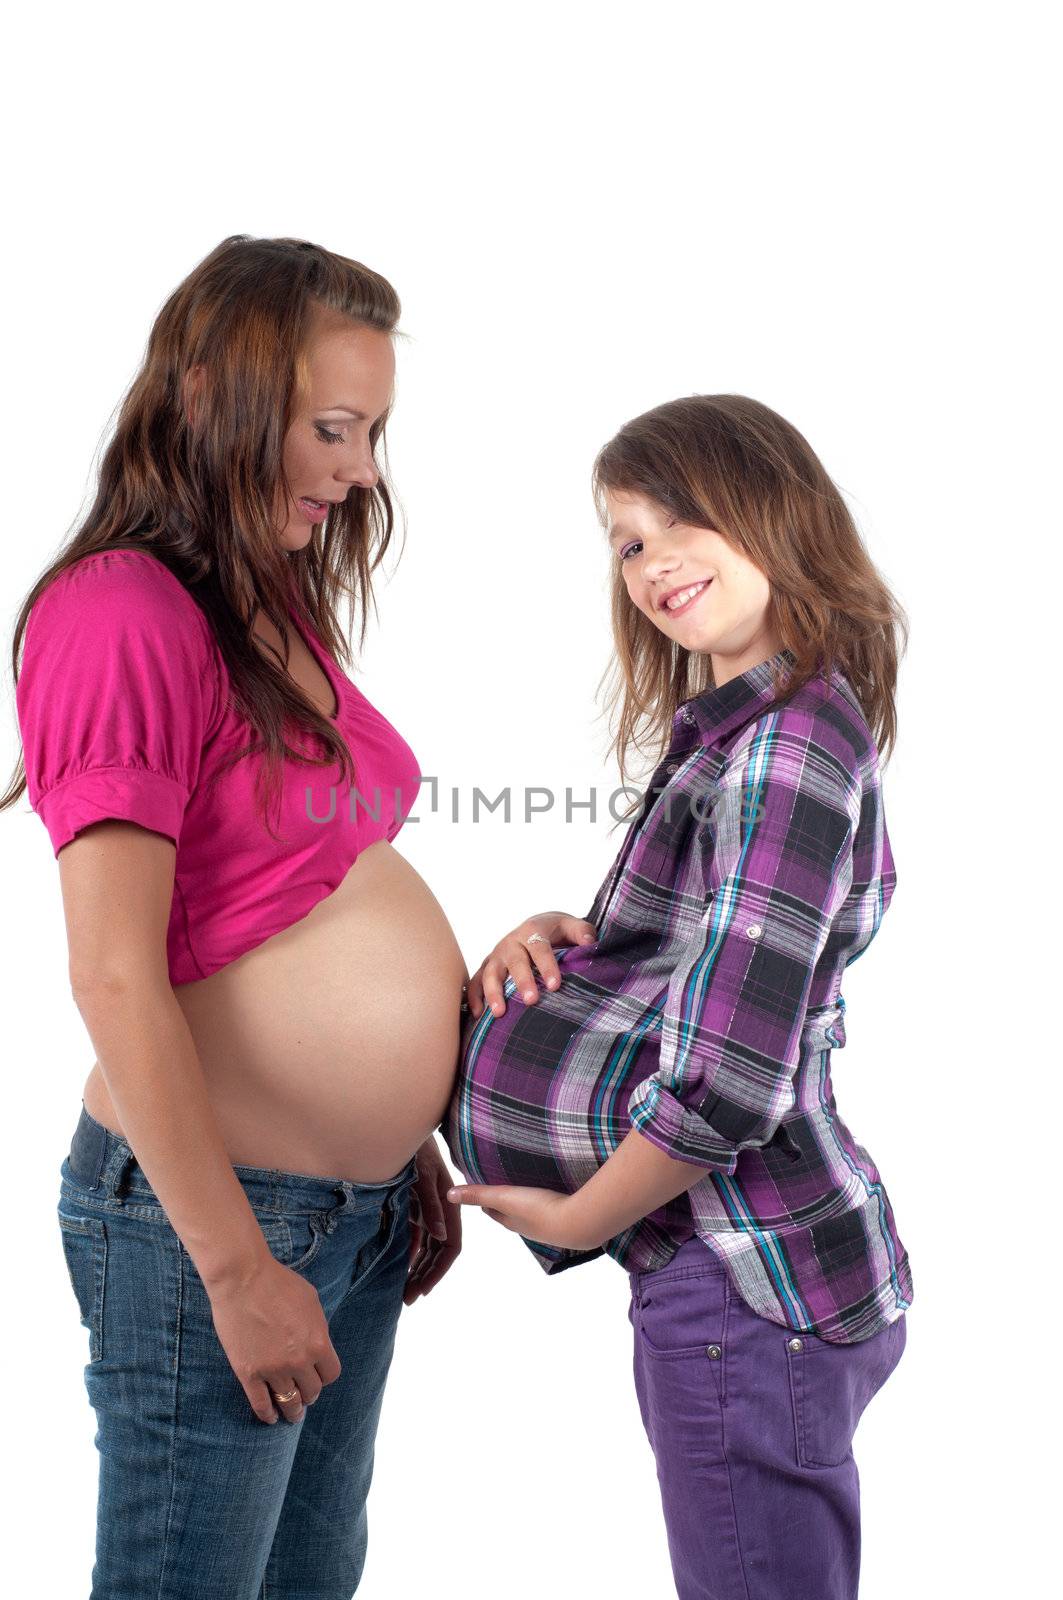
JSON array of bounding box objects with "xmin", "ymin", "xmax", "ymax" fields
[{"xmin": 667, "ymin": 582, "xmax": 707, "ymax": 610}]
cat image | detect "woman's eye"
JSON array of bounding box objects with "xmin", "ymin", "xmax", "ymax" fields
[
  {"xmin": 315, "ymin": 423, "xmax": 344, "ymax": 445},
  {"xmin": 619, "ymin": 541, "xmax": 642, "ymax": 561}
]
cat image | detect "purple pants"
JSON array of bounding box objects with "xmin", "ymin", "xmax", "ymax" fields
[{"xmin": 627, "ymin": 1235, "xmax": 907, "ymax": 1600}]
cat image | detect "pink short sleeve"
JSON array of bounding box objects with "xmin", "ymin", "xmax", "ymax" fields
[{"xmin": 16, "ymin": 551, "xmax": 219, "ymax": 856}]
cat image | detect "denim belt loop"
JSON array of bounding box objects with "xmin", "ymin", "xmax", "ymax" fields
[
  {"xmin": 102, "ymin": 1140, "xmax": 136, "ymax": 1202},
  {"xmin": 390, "ymin": 1158, "xmax": 418, "ymax": 1218},
  {"xmin": 319, "ymin": 1183, "xmax": 359, "ymax": 1232}
]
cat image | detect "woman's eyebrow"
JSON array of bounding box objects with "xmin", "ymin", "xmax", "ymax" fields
[{"xmin": 317, "ymin": 403, "xmax": 391, "ymax": 424}]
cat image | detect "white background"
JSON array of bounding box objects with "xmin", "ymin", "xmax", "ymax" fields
[{"xmin": 1, "ymin": 2, "xmax": 1056, "ymax": 1595}]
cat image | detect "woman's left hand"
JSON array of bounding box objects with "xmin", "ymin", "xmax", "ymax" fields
[
  {"xmin": 404, "ymin": 1137, "xmax": 463, "ymax": 1305},
  {"xmin": 446, "ymin": 1181, "xmax": 597, "ymax": 1251}
]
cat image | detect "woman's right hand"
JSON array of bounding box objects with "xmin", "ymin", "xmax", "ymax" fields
[
  {"xmin": 207, "ymin": 1254, "xmax": 342, "ymax": 1425},
  {"xmin": 465, "ymin": 911, "xmax": 598, "ymax": 1020}
]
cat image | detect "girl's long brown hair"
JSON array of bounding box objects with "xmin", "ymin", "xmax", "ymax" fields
[
  {"xmin": 591, "ymin": 394, "xmax": 908, "ymax": 799},
  {"xmin": 1, "ymin": 234, "xmax": 403, "ymax": 840}
]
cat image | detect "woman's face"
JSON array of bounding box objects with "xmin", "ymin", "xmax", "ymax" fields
[
  {"xmin": 276, "ymin": 316, "xmax": 396, "ymax": 551},
  {"xmin": 603, "ymin": 487, "xmax": 781, "ymax": 686}
]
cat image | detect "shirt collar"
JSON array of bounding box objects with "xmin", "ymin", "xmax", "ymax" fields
[{"xmin": 671, "ymin": 646, "xmax": 800, "ymax": 752}]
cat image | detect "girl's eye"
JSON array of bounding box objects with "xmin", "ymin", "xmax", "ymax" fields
[
  {"xmin": 315, "ymin": 423, "xmax": 345, "ymax": 445},
  {"xmin": 619, "ymin": 541, "xmax": 643, "ymax": 561}
]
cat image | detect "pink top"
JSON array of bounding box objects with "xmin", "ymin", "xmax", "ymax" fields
[{"xmin": 16, "ymin": 549, "xmax": 422, "ymax": 986}]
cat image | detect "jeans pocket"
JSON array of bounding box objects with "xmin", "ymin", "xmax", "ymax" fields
[
  {"xmin": 57, "ymin": 1210, "xmax": 107, "ymax": 1363},
  {"xmin": 635, "ymin": 1268, "xmax": 729, "ymax": 1368},
  {"xmin": 256, "ymin": 1211, "xmax": 328, "ymax": 1275},
  {"xmin": 786, "ymin": 1318, "xmax": 902, "ymax": 1469}
]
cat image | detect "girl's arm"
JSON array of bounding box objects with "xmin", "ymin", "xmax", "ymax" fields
[{"xmin": 625, "ymin": 713, "xmax": 858, "ymax": 1168}]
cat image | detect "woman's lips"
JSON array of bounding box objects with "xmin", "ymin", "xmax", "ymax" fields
[
  {"xmin": 298, "ymin": 496, "xmax": 330, "ymax": 524},
  {"xmin": 660, "ymin": 579, "xmax": 712, "ymax": 618}
]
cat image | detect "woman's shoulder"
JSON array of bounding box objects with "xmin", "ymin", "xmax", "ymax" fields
[
  {"xmin": 28, "ymin": 547, "xmax": 216, "ymax": 656},
  {"xmin": 35, "ymin": 545, "xmax": 195, "ymax": 606}
]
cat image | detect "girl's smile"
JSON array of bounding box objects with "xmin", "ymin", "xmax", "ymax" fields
[{"xmin": 655, "ymin": 577, "xmax": 714, "ymax": 616}]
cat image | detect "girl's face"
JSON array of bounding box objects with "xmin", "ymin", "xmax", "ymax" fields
[
  {"xmin": 604, "ymin": 488, "xmax": 782, "ymax": 686},
  {"xmin": 276, "ymin": 317, "xmax": 395, "ymax": 551}
]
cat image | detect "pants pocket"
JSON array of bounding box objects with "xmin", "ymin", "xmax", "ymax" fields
[
  {"xmin": 786, "ymin": 1314, "xmax": 906, "ymax": 1468},
  {"xmin": 57, "ymin": 1210, "xmax": 107, "ymax": 1363},
  {"xmin": 265, "ymin": 1211, "xmax": 329, "ymax": 1274},
  {"xmin": 635, "ymin": 1269, "xmax": 729, "ymax": 1360}
]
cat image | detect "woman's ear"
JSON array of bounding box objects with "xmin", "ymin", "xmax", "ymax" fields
[{"xmin": 181, "ymin": 363, "xmax": 206, "ymax": 428}]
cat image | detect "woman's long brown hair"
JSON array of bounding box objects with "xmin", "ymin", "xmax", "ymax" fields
[
  {"xmin": 591, "ymin": 394, "xmax": 909, "ymax": 805},
  {"xmin": 1, "ymin": 234, "xmax": 403, "ymax": 840}
]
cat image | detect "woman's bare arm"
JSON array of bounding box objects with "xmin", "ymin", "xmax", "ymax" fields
[
  {"xmin": 59, "ymin": 820, "xmax": 270, "ymax": 1290},
  {"xmin": 57, "ymin": 818, "xmax": 343, "ymax": 1425}
]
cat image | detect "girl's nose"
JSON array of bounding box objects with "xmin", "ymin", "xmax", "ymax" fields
[{"xmin": 642, "ymin": 549, "xmax": 680, "ymax": 581}]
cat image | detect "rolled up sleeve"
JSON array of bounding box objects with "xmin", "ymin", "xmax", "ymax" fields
[
  {"xmin": 16, "ymin": 554, "xmax": 216, "ymax": 857},
  {"xmin": 628, "ymin": 712, "xmax": 858, "ymax": 1170}
]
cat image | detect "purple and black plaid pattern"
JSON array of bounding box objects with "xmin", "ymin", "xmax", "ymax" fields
[{"xmin": 443, "ymin": 647, "xmax": 913, "ymax": 1343}]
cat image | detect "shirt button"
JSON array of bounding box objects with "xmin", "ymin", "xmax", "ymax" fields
[
  {"xmin": 663, "ymin": 762, "xmax": 678, "ymax": 776},
  {"xmin": 746, "ymin": 923, "xmax": 763, "ymax": 939},
  {"xmin": 706, "ymin": 1344, "xmax": 722, "ymax": 1360},
  {"xmin": 787, "ymin": 1337, "xmax": 804, "ymax": 1352}
]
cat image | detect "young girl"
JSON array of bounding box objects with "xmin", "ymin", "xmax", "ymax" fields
[{"xmin": 444, "ymin": 394, "xmax": 912, "ymax": 1600}]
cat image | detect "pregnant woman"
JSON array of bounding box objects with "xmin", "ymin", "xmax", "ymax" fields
[
  {"xmin": 1, "ymin": 235, "xmax": 465, "ymax": 1598},
  {"xmin": 445, "ymin": 395, "xmax": 913, "ymax": 1600}
]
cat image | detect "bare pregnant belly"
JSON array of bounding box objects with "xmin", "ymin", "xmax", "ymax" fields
[{"xmin": 81, "ymin": 840, "xmax": 469, "ymax": 1183}]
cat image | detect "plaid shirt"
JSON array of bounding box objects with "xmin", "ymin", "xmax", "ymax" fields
[{"xmin": 443, "ymin": 647, "xmax": 913, "ymax": 1343}]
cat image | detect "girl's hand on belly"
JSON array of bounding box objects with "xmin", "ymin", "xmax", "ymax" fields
[
  {"xmin": 446, "ymin": 1180, "xmax": 601, "ymax": 1251},
  {"xmin": 404, "ymin": 1135, "xmax": 463, "ymax": 1305},
  {"xmin": 465, "ymin": 911, "xmax": 598, "ymax": 1019}
]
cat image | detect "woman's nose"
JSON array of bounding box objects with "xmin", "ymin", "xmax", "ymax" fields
[{"xmin": 339, "ymin": 450, "xmax": 379, "ymax": 490}]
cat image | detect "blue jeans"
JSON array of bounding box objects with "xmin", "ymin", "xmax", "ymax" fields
[{"xmin": 57, "ymin": 1102, "xmax": 418, "ymax": 1599}]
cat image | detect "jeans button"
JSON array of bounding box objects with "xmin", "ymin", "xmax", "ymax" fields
[
  {"xmin": 706, "ymin": 1344, "xmax": 722, "ymax": 1360},
  {"xmin": 788, "ymin": 1337, "xmax": 804, "ymax": 1352}
]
